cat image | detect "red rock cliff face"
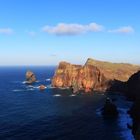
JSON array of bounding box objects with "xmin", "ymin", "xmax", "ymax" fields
[
  {"xmin": 52, "ymin": 58, "xmax": 140, "ymax": 93},
  {"xmin": 52, "ymin": 61, "xmax": 110, "ymax": 92}
]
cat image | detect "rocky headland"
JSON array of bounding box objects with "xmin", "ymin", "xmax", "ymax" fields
[
  {"xmin": 25, "ymin": 58, "xmax": 140, "ymax": 140},
  {"xmin": 52, "ymin": 58, "xmax": 140, "ymax": 93}
]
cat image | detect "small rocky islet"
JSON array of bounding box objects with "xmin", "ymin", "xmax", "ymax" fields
[
  {"xmin": 25, "ymin": 70, "xmax": 46, "ymax": 90},
  {"xmin": 25, "ymin": 58, "xmax": 140, "ymax": 140}
]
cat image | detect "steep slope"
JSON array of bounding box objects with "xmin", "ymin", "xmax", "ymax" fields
[
  {"xmin": 85, "ymin": 58, "xmax": 140, "ymax": 81},
  {"xmin": 52, "ymin": 58, "xmax": 140, "ymax": 93},
  {"xmin": 52, "ymin": 61, "xmax": 110, "ymax": 92},
  {"xmin": 125, "ymin": 71, "xmax": 140, "ymax": 140}
]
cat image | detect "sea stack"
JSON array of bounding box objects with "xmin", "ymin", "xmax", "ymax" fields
[{"xmin": 26, "ymin": 70, "xmax": 36, "ymax": 84}]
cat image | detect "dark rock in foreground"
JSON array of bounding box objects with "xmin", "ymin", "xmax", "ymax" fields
[
  {"xmin": 126, "ymin": 71, "xmax": 140, "ymax": 100},
  {"xmin": 125, "ymin": 71, "xmax": 140, "ymax": 140},
  {"xmin": 101, "ymin": 98, "xmax": 118, "ymax": 118},
  {"xmin": 26, "ymin": 70, "xmax": 36, "ymax": 84}
]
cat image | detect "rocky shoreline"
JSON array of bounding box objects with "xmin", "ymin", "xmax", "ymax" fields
[{"xmin": 25, "ymin": 58, "xmax": 140, "ymax": 140}]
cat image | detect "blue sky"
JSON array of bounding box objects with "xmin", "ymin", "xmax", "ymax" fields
[{"xmin": 0, "ymin": 0, "xmax": 140, "ymax": 65}]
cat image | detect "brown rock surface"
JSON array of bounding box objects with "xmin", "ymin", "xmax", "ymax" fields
[
  {"xmin": 39, "ymin": 85, "xmax": 46, "ymax": 90},
  {"xmin": 26, "ymin": 70, "xmax": 36, "ymax": 84},
  {"xmin": 52, "ymin": 61, "xmax": 110, "ymax": 92},
  {"xmin": 85, "ymin": 58, "xmax": 140, "ymax": 81},
  {"xmin": 52, "ymin": 58, "xmax": 140, "ymax": 93}
]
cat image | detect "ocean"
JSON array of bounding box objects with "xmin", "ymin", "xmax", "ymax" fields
[{"xmin": 0, "ymin": 66, "xmax": 134, "ymax": 140}]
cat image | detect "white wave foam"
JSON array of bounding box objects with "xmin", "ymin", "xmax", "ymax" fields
[
  {"xmin": 46, "ymin": 78, "xmax": 51, "ymax": 81},
  {"xmin": 27, "ymin": 85, "xmax": 34, "ymax": 88},
  {"xmin": 22, "ymin": 81, "xmax": 27, "ymax": 84},
  {"xmin": 27, "ymin": 88, "xmax": 34, "ymax": 91},
  {"xmin": 53, "ymin": 94, "xmax": 61, "ymax": 97},
  {"xmin": 12, "ymin": 89, "xmax": 24, "ymax": 92},
  {"xmin": 70, "ymin": 94, "xmax": 76, "ymax": 97},
  {"xmin": 47, "ymin": 85, "xmax": 56, "ymax": 89},
  {"xmin": 33, "ymin": 86, "xmax": 40, "ymax": 89}
]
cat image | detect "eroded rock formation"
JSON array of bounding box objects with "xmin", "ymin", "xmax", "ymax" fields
[
  {"xmin": 52, "ymin": 58, "xmax": 140, "ymax": 93},
  {"xmin": 52, "ymin": 61, "xmax": 110, "ymax": 92},
  {"xmin": 26, "ymin": 70, "xmax": 36, "ymax": 84},
  {"xmin": 85, "ymin": 58, "xmax": 140, "ymax": 81}
]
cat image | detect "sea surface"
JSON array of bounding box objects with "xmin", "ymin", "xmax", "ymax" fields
[{"xmin": 0, "ymin": 66, "xmax": 134, "ymax": 140}]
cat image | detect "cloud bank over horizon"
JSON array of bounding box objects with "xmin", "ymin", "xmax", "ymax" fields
[
  {"xmin": 0, "ymin": 24, "xmax": 135, "ymax": 36},
  {"xmin": 42, "ymin": 23, "xmax": 135, "ymax": 36},
  {"xmin": 42, "ymin": 22, "xmax": 104, "ymax": 36}
]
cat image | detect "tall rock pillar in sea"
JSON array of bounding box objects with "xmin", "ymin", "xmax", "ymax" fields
[{"xmin": 25, "ymin": 70, "xmax": 36, "ymax": 84}]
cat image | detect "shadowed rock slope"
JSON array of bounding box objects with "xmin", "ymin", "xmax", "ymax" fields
[{"xmin": 125, "ymin": 71, "xmax": 140, "ymax": 140}]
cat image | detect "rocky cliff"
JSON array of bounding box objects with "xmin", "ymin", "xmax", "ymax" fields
[
  {"xmin": 85, "ymin": 58, "xmax": 140, "ymax": 81},
  {"xmin": 125, "ymin": 71, "xmax": 140, "ymax": 100},
  {"xmin": 52, "ymin": 58, "xmax": 140, "ymax": 93},
  {"xmin": 52, "ymin": 61, "xmax": 110, "ymax": 92},
  {"xmin": 125, "ymin": 71, "xmax": 140, "ymax": 140}
]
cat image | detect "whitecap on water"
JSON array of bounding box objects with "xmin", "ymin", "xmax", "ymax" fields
[
  {"xmin": 12, "ymin": 89, "xmax": 24, "ymax": 92},
  {"xmin": 22, "ymin": 81, "xmax": 27, "ymax": 84},
  {"xmin": 27, "ymin": 85, "xmax": 34, "ymax": 88},
  {"xmin": 34, "ymin": 86, "xmax": 41, "ymax": 89},
  {"xmin": 53, "ymin": 94, "xmax": 61, "ymax": 97},
  {"xmin": 27, "ymin": 88, "xmax": 34, "ymax": 91},
  {"xmin": 70, "ymin": 94, "xmax": 76, "ymax": 97},
  {"xmin": 46, "ymin": 78, "xmax": 51, "ymax": 81},
  {"xmin": 47, "ymin": 85, "xmax": 56, "ymax": 89}
]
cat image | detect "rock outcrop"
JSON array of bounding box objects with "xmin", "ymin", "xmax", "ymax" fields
[
  {"xmin": 125, "ymin": 71, "xmax": 140, "ymax": 139},
  {"xmin": 101, "ymin": 98, "xmax": 118, "ymax": 117},
  {"xmin": 126, "ymin": 71, "xmax": 140, "ymax": 100},
  {"xmin": 52, "ymin": 58, "xmax": 140, "ymax": 93},
  {"xmin": 39, "ymin": 85, "xmax": 46, "ymax": 90},
  {"xmin": 26, "ymin": 70, "xmax": 36, "ymax": 84},
  {"xmin": 85, "ymin": 58, "xmax": 140, "ymax": 81},
  {"xmin": 52, "ymin": 61, "xmax": 110, "ymax": 93}
]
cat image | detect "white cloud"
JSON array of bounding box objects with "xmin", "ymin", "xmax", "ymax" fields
[
  {"xmin": 42, "ymin": 22, "xmax": 104, "ymax": 36},
  {"xmin": 108, "ymin": 26, "xmax": 134, "ymax": 34},
  {"xmin": 0, "ymin": 28, "xmax": 13, "ymax": 35}
]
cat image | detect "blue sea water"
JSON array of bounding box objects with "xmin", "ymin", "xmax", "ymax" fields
[{"xmin": 0, "ymin": 66, "xmax": 134, "ymax": 140}]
